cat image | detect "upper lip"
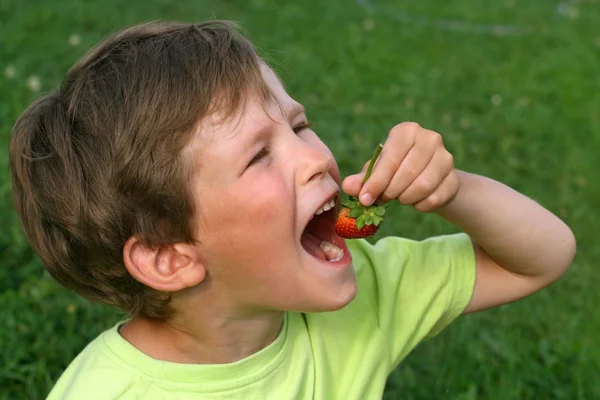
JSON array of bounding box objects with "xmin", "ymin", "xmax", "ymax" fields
[{"xmin": 301, "ymin": 188, "xmax": 340, "ymax": 232}]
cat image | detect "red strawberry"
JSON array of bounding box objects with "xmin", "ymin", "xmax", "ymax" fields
[
  {"xmin": 335, "ymin": 206, "xmax": 383, "ymax": 239},
  {"xmin": 335, "ymin": 143, "xmax": 388, "ymax": 239}
]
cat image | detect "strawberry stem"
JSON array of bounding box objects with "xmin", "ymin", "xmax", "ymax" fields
[{"xmin": 363, "ymin": 143, "xmax": 383, "ymax": 184}]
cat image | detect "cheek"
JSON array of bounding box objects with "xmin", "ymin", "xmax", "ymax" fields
[
  {"xmin": 237, "ymin": 175, "xmax": 291, "ymax": 224},
  {"xmin": 202, "ymin": 176, "xmax": 293, "ymax": 254},
  {"xmin": 204, "ymin": 178, "xmax": 296, "ymax": 287}
]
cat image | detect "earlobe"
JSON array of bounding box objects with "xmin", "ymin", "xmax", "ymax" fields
[{"xmin": 123, "ymin": 237, "xmax": 206, "ymax": 292}]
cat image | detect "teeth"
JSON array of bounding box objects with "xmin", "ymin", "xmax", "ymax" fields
[
  {"xmin": 320, "ymin": 240, "xmax": 344, "ymax": 262},
  {"xmin": 314, "ymin": 196, "xmax": 337, "ymax": 217}
]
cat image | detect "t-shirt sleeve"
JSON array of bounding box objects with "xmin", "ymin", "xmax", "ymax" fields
[{"xmin": 347, "ymin": 232, "xmax": 476, "ymax": 371}]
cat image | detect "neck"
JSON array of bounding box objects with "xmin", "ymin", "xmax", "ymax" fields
[{"xmin": 120, "ymin": 306, "xmax": 285, "ymax": 364}]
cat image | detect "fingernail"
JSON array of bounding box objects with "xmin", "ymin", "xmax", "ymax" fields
[{"xmin": 360, "ymin": 193, "xmax": 373, "ymax": 205}]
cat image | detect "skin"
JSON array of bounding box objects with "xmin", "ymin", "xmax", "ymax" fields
[
  {"xmin": 343, "ymin": 123, "xmax": 577, "ymax": 313},
  {"xmin": 120, "ymin": 65, "xmax": 357, "ymax": 364},
  {"xmin": 120, "ymin": 66, "xmax": 576, "ymax": 365}
]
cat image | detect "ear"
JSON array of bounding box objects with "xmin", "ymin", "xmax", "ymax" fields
[{"xmin": 123, "ymin": 236, "xmax": 206, "ymax": 292}]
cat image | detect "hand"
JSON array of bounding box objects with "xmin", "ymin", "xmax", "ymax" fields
[{"xmin": 342, "ymin": 122, "xmax": 460, "ymax": 212}]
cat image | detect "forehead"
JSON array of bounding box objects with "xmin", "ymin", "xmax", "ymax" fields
[
  {"xmin": 259, "ymin": 64, "xmax": 290, "ymax": 106},
  {"xmin": 183, "ymin": 65, "xmax": 300, "ymax": 166}
]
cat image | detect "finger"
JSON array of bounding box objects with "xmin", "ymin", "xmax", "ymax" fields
[
  {"xmin": 413, "ymin": 170, "xmax": 460, "ymax": 212},
  {"xmin": 341, "ymin": 160, "xmax": 370, "ymax": 196},
  {"xmin": 359, "ymin": 134, "xmax": 415, "ymax": 205},
  {"xmin": 371, "ymin": 137, "xmax": 435, "ymax": 203},
  {"xmin": 341, "ymin": 174, "xmax": 364, "ymax": 196},
  {"xmin": 388, "ymin": 131, "xmax": 443, "ymax": 197},
  {"xmin": 396, "ymin": 149, "xmax": 455, "ymax": 205}
]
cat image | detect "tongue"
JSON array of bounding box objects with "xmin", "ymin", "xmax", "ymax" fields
[
  {"xmin": 301, "ymin": 232, "xmax": 344, "ymax": 261},
  {"xmin": 301, "ymin": 232, "xmax": 327, "ymax": 260}
]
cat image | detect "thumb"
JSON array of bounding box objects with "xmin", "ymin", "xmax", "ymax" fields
[{"xmin": 342, "ymin": 172, "xmax": 366, "ymax": 196}]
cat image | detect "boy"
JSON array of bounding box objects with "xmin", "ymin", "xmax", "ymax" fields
[{"xmin": 9, "ymin": 21, "xmax": 575, "ymax": 399}]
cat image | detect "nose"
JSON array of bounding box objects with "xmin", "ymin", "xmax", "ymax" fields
[{"xmin": 295, "ymin": 139, "xmax": 334, "ymax": 186}]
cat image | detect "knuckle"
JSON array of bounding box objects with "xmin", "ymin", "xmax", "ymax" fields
[
  {"xmin": 401, "ymin": 121, "xmax": 421, "ymax": 132},
  {"xmin": 445, "ymin": 151, "xmax": 454, "ymax": 165},
  {"xmin": 415, "ymin": 177, "xmax": 436, "ymax": 193},
  {"xmin": 444, "ymin": 152, "xmax": 455, "ymax": 171},
  {"xmin": 422, "ymin": 193, "xmax": 440, "ymax": 209},
  {"xmin": 388, "ymin": 128, "xmax": 402, "ymax": 143},
  {"xmin": 435, "ymin": 150, "xmax": 454, "ymax": 172},
  {"xmin": 391, "ymin": 122, "xmax": 420, "ymax": 137},
  {"xmin": 429, "ymin": 131, "xmax": 443, "ymax": 146}
]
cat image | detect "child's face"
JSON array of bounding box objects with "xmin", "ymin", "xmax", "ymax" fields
[{"xmin": 185, "ymin": 65, "xmax": 357, "ymax": 314}]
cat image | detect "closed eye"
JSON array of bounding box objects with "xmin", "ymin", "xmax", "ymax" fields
[
  {"xmin": 247, "ymin": 146, "xmax": 270, "ymax": 168},
  {"xmin": 246, "ymin": 121, "xmax": 311, "ymax": 169},
  {"xmin": 293, "ymin": 121, "xmax": 312, "ymax": 134}
]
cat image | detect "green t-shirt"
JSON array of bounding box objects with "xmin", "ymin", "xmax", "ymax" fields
[{"xmin": 47, "ymin": 233, "xmax": 476, "ymax": 399}]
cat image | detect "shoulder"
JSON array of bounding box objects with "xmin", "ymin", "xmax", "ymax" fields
[
  {"xmin": 345, "ymin": 232, "xmax": 476, "ymax": 326},
  {"xmin": 347, "ymin": 232, "xmax": 474, "ymax": 275},
  {"xmin": 343, "ymin": 233, "xmax": 476, "ymax": 367},
  {"xmin": 47, "ymin": 323, "xmax": 144, "ymax": 400}
]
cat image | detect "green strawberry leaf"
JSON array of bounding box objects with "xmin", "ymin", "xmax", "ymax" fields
[
  {"xmin": 356, "ymin": 214, "xmax": 367, "ymax": 230},
  {"xmin": 365, "ymin": 214, "xmax": 373, "ymax": 225},
  {"xmin": 374, "ymin": 206, "xmax": 386, "ymax": 216},
  {"xmin": 342, "ymin": 200, "xmax": 359, "ymax": 209},
  {"xmin": 349, "ymin": 208, "xmax": 363, "ymax": 218}
]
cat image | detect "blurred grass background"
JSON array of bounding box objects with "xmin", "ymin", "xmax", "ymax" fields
[{"xmin": 1, "ymin": 0, "xmax": 599, "ymax": 399}]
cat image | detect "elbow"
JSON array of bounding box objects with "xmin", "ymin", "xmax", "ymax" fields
[
  {"xmin": 562, "ymin": 226, "xmax": 577, "ymax": 272},
  {"xmin": 549, "ymin": 224, "xmax": 577, "ymax": 282}
]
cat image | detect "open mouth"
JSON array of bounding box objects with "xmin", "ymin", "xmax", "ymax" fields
[{"xmin": 300, "ymin": 195, "xmax": 347, "ymax": 263}]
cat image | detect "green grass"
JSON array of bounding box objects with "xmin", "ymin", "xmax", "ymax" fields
[{"xmin": 1, "ymin": 0, "xmax": 599, "ymax": 398}]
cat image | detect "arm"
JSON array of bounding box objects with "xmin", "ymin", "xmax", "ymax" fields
[
  {"xmin": 435, "ymin": 170, "xmax": 576, "ymax": 313},
  {"xmin": 342, "ymin": 122, "xmax": 576, "ymax": 314}
]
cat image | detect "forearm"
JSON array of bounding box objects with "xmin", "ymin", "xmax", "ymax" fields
[{"xmin": 436, "ymin": 170, "xmax": 576, "ymax": 279}]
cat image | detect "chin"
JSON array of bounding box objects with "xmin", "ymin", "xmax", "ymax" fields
[
  {"xmin": 330, "ymin": 282, "xmax": 359, "ymax": 311},
  {"xmin": 310, "ymin": 276, "xmax": 358, "ymax": 313}
]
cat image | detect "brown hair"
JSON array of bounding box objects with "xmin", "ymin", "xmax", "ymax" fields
[{"xmin": 9, "ymin": 20, "xmax": 272, "ymax": 319}]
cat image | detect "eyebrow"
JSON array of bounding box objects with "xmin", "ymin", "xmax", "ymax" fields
[
  {"xmin": 287, "ymin": 103, "xmax": 305, "ymax": 120},
  {"xmin": 240, "ymin": 102, "xmax": 306, "ymax": 156}
]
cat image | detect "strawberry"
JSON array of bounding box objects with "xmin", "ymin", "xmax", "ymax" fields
[
  {"xmin": 335, "ymin": 143, "xmax": 388, "ymax": 239},
  {"xmin": 335, "ymin": 205, "xmax": 385, "ymax": 239}
]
